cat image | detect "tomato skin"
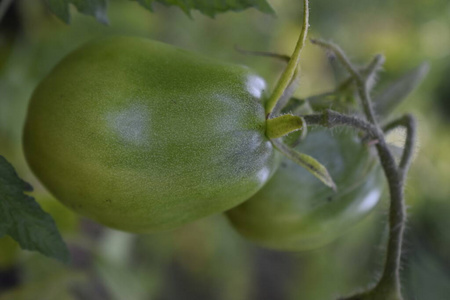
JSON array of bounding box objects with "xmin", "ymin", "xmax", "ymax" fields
[
  {"xmin": 226, "ymin": 128, "xmax": 384, "ymax": 251},
  {"xmin": 23, "ymin": 37, "xmax": 278, "ymax": 233}
]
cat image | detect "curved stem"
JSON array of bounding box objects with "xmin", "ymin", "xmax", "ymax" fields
[
  {"xmin": 303, "ymin": 109, "xmax": 414, "ymax": 300},
  {"xmin": 398, "ymin": 115, "xmax": 416, "ymax": 173},
  {"xmin": 309, "ymin": 39, "xmax": 408, "ymax": 298},
  {"xmin": 301, "ymin": 41, "xmax": 417, "ymax": 298},
  {"xmin": 265, "ymin": 0, "xmax": 309, "ymax": 118},
  {"xmin": 383, "ymin": 114, "xmax": 417, "ymax": 174},
  {"xmin": 303, "ymin": 109, "xmax": 379, "ymax": 138},
  {"xmin": 273, "ymin": 67, "xmax": 301, "ymax": 115},
  {"xmin": 371, "ymin": 143, "xmax": 404, "ymax": 299}
]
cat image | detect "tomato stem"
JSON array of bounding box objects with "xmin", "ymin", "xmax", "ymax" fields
[
  {"xmin": 265, "ymin": 114, "xmax": 304, "ymax": 139},
  {"xmin": 265, "ymin": 0, "xmax": 309, "ymax": 118},
  {"xmin": 383, "ymin": 114, "xmax": 417, "ymax": 174},
  {"xmin": 303, "ymin": 110, "xmax": 416, "ymax": 300},
  {"xmin": 303, "ymin": 110, "xmax": 379, "ymax": 138},
  {"xmin": 306, "ymin": 40, "xmax": 418, "ymax": 300}
]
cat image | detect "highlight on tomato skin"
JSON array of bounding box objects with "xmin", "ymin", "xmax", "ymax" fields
[
  {"xmin": 22, "ymin": 36, "xmax": 281, "ymax": 234},
  {"xmin": 226, "ymin": 128, "xmax": 385, "ymax": 251}
]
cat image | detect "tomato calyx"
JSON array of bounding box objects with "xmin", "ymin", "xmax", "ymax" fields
[{"xmin": 265, "ymin": 114, "xmax": 304, "ymax": 139}]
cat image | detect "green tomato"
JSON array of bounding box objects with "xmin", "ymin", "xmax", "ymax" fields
[
  {"xmin": 23, "ymin": 36, "xmax": 279, "ymax": 233},
  {"xmin": 226, "ymin": 128, "xmax": 384, "ymax": 251}
]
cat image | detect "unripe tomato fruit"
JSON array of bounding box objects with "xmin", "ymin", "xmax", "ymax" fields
[
  {"xmin": 226, "ymin": 128, "xmax": 384, "ymax": 251},
  {"xmin": 23, "ymin": 37, "xmax": 278, "ymax": 233}
]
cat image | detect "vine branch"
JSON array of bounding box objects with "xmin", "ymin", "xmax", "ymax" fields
[
  {"xmin": 306, "ymin": 39, "xmax": 418, "ymax": 300},
  {"xmin": 383, "ymin": 114, "xmax": 417, "ymax": 174},
  {"xmin": 303, "ymin": 110, "xmax": 379, "ymax": 139}
]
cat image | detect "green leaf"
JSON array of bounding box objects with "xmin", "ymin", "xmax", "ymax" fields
[
  {"xmin": 44, "ymin": 0, "xmax": 109, "ymax": 24},
  {"xmin": 44, "ymin": 0, "xmax": 273, "ymax": 24},
  {"xmin": 271, "ymin": 139, "xmax": 337, "ymax": 191},
  {"xmin": 0, "ymin": 156, "xmax": 70, "ymax": 263},
  {"xmin": 374, "ymin": 62, "xmax": 429, "ymax": 118},
  {"xmin": 132, "ymin": 0, "xmax": 274, "ymax": 17}
]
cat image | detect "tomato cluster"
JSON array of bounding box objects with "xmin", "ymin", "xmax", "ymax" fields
[
  {"xmin": 227, "ymin": 128, "xmax": 383, "ymax": 250},
  {"xmin": 23, "ymin": 36, "xmax": 383, "ymax": 250}
]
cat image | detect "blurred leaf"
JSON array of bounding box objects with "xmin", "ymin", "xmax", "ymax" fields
[
  {"xmin": 44, "ymin": 0, "xmax": 109, "ymax": 24},
  {"xmin": 405, "ymin": 238, "xmax": 450, "ymax": 300},
  {"xmin": 0, "ymin": 155, "xmax": 69, "ymax": 263},
  {"xmin": 374, "ymin": 62, "xmax": 430, "ymax": 118},
  {"xmin": 132, "ymin": 0, "xmax": 274, "ymax": 17},
  {"xmin": 0, "ymin": 268, "xmax": 84, "ymax": 300},
  {"xmin": 44, "ymin": 0, "xmax": 274, "ymax": 24}
]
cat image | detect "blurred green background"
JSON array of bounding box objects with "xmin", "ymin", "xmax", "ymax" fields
[{"xmin": 0, "ymin": 0, "xmax": 449, "ymax": 299}]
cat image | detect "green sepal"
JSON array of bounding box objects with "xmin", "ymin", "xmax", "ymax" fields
[{"xmin": 271, "ymin": 139, "xmax": 337, "ymax": 191}]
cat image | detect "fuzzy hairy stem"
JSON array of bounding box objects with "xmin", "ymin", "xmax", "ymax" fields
[
  {"xmin": 303, "ymin": 110, "xmax": 379, "ymax": 138},
  {"xmin": 309, "ymin": 39, "xmax": 411, "ymax": 300},
  {"xmin": 304, "ymin": 110, "xmax": 413, "ymax": 300},
  {"xmin": 383, "ymin": 114, "xmax": 417, "ymax": 174},
  {"xmin": 301, "ymin": 41, "xmax": 417, "ymax": 298}
]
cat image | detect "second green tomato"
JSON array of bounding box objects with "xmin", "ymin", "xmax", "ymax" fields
[{"xmin": 226, "ymin": 128, "xmax": 384, "ymax": 251}]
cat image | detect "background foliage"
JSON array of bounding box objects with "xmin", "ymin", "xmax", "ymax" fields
[{"xmin": 0, "ymin": 0, "xmax": 449, "ymax": 299}]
